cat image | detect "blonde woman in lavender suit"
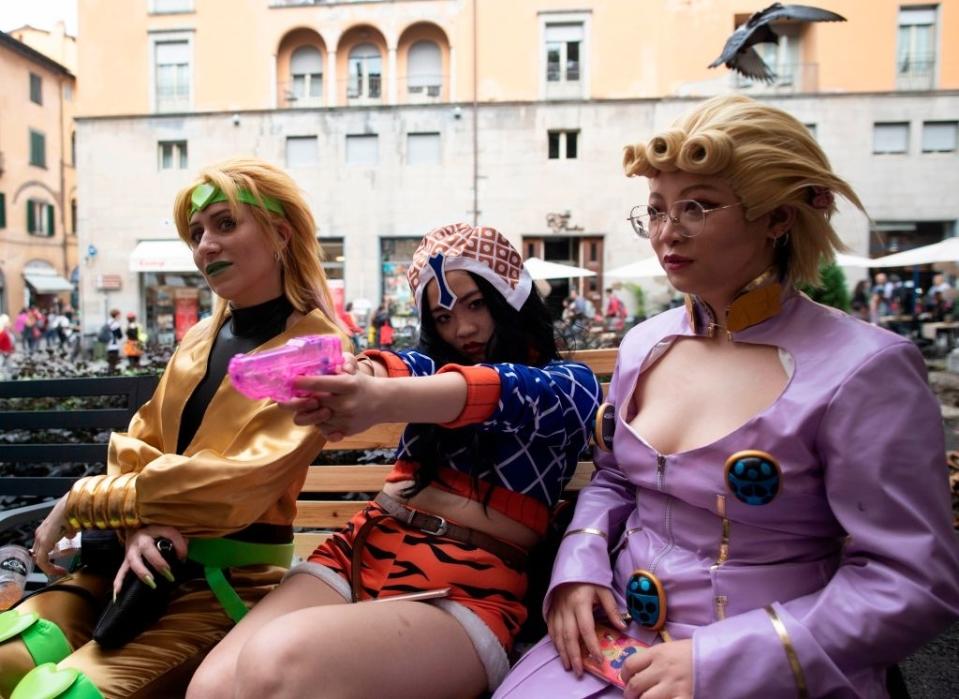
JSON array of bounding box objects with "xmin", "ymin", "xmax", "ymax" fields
[{"xmin": 495, "ymin": 95, "xmax": 959, "ymax": 699}]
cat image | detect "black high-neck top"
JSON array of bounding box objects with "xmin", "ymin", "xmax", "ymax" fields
[{"xmin": 176, "ymin": 295, "xmax": 294, "ymax": 454}]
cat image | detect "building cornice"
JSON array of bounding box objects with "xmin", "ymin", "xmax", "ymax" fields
[{"xmin": 74, "ymin": 89, "xmax": 959, "ymax": 123}]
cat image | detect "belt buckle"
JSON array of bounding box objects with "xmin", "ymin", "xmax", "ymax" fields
[{"xmin": 420, "ymin": 514, "xmax": 448, "ymax": 537}]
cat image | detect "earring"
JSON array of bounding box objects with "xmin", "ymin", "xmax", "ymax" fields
[
  {"xmin": 774, "ymin": 233, "xmax": 790, "ymax": 249},
  {"xmin": 273, "ymin": 251, "xmax": 281, "ymax": 262}
]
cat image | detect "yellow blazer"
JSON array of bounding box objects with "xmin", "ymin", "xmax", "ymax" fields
[{"xmin": 66, "ymin": 309, "xmax": 342, "ymax": 538}]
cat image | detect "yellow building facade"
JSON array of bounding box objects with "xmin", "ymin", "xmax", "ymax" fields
[
  {"xmin": 71, "ymin": 0, "xmax": 959, "ymax": 337},
  {"xmin": 75, "ymin": 0, "xmax": 958, "ymax": 117},
  {"xmin": 0, "ymin": 26, "xmax": 77, "ymax": 318}
]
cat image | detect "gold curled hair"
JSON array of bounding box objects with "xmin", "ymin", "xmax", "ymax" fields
[
  {"xmin": 622, "ymin": 95, "xmax": 865, "ymax": 286},
  {"xmin": 173, "ymin": 157, "xmax": 337, "ymax": 331}
]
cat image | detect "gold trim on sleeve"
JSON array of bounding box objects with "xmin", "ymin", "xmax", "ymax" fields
[
  {"xmin": 562, "ymin": 527, "xmax": 608, "ymax": 540},
  {"xmin": 120, "ymin": 475, "xmax": 141, "ymax": 528},
  {"xmin": 73, "ymin": 476, "xmax": 104, "ymax": 529},
  {"xmin": 65, "ymin": 481, "xmax": 84, "ymax": 531},
  {"xmin": 765, "ymin": 605, "xmax": 809, "ymax": 699},
  {"xmin": 92, "ymin": 475, "xmax": 116, "ymax": 529},
  {"xmin": 106, "ymin": 474, "xmax": 134, "ymax": 529}
]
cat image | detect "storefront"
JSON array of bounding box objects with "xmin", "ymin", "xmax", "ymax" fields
[
  {"xmin": 129, "ymin": 240, "xmax": 211, "ymax": 346},
  {"xmin": 22, "ymin": 260, "xmax": 75, "ymax": 310},
  {"xmin": 380, "ymin": 237, "xmax": 420, "ymax": 340}
]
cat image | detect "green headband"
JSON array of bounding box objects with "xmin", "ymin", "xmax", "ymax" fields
[{"xmin": 190, "ymin": 183, "xmax": 285, "ymax": 217}]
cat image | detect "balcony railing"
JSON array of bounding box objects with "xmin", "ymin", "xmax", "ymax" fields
[
  {"xmin": 403, "ymin": 73, "xmax": 444, "ymax": 103},
  {"xmin": 346, "ymin": 74, "xmax": 382, "ymax": 102},
  {"xmin": 735, "ymin": 62, "xmax": 819, "ymax": 94},
  {"xmin": 278, "ymin": 80, "xmax": 324, "ymax": 109},
  {"xmin": 897, "ymin": 54, "xmax": 936, "ymax": 90}
]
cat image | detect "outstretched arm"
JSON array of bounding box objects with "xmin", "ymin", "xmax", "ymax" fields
[{"xmin": 285, "ymin": 352, "xmax": 469, "ymax": 439}]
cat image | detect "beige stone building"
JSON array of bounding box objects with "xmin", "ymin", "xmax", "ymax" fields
[
  {"xmin": 71, "ymin": 0, "xmax": 959, "ymax": 339},
  {"xmin": 0, "ymin": 23, "xmax": 77, "ymax": 317}
]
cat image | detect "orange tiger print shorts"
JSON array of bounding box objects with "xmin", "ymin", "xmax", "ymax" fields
[{"xmin": 304, "ymin": 501, "xmax": 528, "ymax": 650}]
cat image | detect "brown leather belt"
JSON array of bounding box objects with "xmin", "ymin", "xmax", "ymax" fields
[{"xmin": 366, "ymin": 490, "xmax": 527, "ymax": 569}]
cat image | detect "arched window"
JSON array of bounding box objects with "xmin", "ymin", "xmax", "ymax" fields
[
  {"xmin": 348, "ymin": 44, "xmax": 382, "ymax": 100},
  {"xmin": 407, "ymin": 41, "xmax": 441, "ymax": 98},
  {"xmin": 290, "ymin": 46, "xmax": 323, "ymax": 104}
]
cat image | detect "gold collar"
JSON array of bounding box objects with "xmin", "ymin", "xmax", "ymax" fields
[{"xmin": 685, "ymin": 268, "xmax": 783, "ymax": 338}]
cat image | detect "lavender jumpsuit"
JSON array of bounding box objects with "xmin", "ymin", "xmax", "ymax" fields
[{"xmin": 496, "ymin": 289, "xmax": 959, "ymax": 698}]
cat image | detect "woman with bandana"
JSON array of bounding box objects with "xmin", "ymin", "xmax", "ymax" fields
[
  {"xmin": 495, "ymin": 95, "xmax": 959, "ymax": 699},
  {"xmin": 1, "ymin": 159, "xmax": 345, "ymax": 699},
  {"xmin": 186, "ymin": 223, "xmax": 602, "ymax": 699}
]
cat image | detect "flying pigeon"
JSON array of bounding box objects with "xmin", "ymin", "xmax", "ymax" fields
[{"xmin": 708, "ymin": 3, "xmax": 846, "ymax": 82}]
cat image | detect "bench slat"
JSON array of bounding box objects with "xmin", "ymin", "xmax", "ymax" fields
[
  {"xmin": 303, "ymin": 465, "xmax": 392, "ymax": 491},
  {"xmin": 293, "ymin": 461, "xmax": 597, "ymax": 529},
  {"xmin": 563, "ymin": 348, "xmax": 617, "ymax": 375},
  {"xmin": 293, "ymin": 532, "xmax": 331, "ymax": 561},
  {"xmin": 0, "ymin": 445, "xmax": 107, "ymax": 463},
  {"xmin": 319, "ymin": 424, "xmax": 405, "ymax": 451},
  {"xmin": 0, "ymin": 477, "xmax": 79, "ymax": 497},
  {"xmin": 0, "ymin": 375, "xmax": 159, "ymax": 400},
  {"xmin": 0, "ymin": 409, "xmax": 136, "ymax": 430}
]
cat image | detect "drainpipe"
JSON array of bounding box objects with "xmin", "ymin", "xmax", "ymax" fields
[
  {"xmin": 472, "ymin": 0, "xmax": 478, "ymax": 226},
  {"xmin": 58, "ymin": 74, "xmax": 68, "ymax": 277}
]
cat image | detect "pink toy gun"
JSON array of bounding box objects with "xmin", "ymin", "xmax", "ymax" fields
[{"xmin": 228, "ymin": 334, "xmax": 344, "ymax": 402}]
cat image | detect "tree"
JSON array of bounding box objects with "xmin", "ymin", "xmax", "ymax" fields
[{"xmin": 800, "ymin": 261, "xmax": 851, "ymax": 312}]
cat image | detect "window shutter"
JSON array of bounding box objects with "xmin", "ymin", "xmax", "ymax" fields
[
  {"xmin": 47, "ymin": 204, "xmax": 55, "ymax": 236},
  {"xmin": 27, "ymin": 200, "xmax": 35, "ymax": 232},
  {"xmin": 545, "ymin": 23, "xmax": 584, "ymax": 42}
]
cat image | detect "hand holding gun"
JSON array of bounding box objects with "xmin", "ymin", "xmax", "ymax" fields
[{"xmin": 228, "ymin": 335, "xmax": 344, "ymax": 402}]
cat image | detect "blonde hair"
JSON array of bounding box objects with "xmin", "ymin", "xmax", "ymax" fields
[
  {"xmin": 173, "ymin": 158, "xmax": 337, "ymax": 330},
  {"xmin": 622, "ymin": 95, "xmax": 865, "ymax": 286}
]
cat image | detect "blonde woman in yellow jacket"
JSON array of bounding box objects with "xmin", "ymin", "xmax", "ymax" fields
[{"xmin": 0, "ymin": 159, "xmax": 346, "ymax": 699}]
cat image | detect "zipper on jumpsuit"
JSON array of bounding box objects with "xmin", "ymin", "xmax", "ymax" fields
[{"xmin": 648, "ymin": 452, "xmax": 675, "ymax": 575}]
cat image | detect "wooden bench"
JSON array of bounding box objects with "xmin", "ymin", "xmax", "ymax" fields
[
  {"xmin": 0, "ymin": 374, "xmax": 160, "ymax": 586},
  {"xmin": 0, "ymin": 349, "xmax": 616, "ymax": 572}
]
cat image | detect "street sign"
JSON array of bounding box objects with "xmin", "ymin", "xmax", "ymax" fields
[{"xmin": 96, "ymin": 274, "xmax": 122, "ymax": 290}]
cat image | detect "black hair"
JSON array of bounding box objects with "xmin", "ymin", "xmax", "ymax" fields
[{"xmin": 403, "ymin": 272, "xmax": 560, "ymax": 498}]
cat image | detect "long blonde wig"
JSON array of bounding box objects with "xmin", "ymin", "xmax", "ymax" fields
[
  {"xmin": 173, "ymin": 158, "xmax": 337, "ymax": 331},
  {"xmin": 623, "ymin": 95, "xmax": 865, "ymax": 286}
]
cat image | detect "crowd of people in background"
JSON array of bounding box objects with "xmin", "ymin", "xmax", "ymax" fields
[
  {"xmin": 9, "ymin": 304, "xmax": 81, "ymax": 356},
  {"xmin": 852, "ymin": 271, "xmax": 958, "ymax": 326},
  {"xmin": 3, "ymin": 271, "xmax": 955, "ymax": 371}
]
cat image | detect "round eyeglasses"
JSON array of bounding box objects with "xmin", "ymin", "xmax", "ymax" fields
[{"xmin": 627, "ymin": 200, "xmax": 742, "ymax": 239}]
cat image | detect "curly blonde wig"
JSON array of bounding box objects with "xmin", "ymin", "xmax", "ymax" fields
[
  {"xmin": 623, "ymin": 95, "xmax": 864, "ymax": 286},
  {"xmin": 173, "ymin": 157, "xmax": 337, "ymax": 330}
]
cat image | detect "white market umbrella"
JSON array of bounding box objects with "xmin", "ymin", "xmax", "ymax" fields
[
  {"xmin": 606, "ymin": 256, "xmax": 666, "ymax": 279},
  {"xmin": 523, "ymin": 257, "xmax": 596, "ymax": 280},
  {"xmin": 870, "ymin": 237, "xmax": 959, "ymax": 268},
  {"xmin": 833, "ymin": 253, "xmax": 877, "ymax": 268}
]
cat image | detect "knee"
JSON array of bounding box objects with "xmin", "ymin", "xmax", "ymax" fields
[
  {"xmin": 233, "ymin": 631, "xmax": 314, "ymax": 699},
  {"xmin": 187, "ymin": 647, "xmax": 238, "ymax": 699}
]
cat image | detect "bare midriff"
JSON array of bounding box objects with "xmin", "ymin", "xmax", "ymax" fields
[{"xmin": 382, "ymin": 480, "xmax": 542, "ymax": 550}]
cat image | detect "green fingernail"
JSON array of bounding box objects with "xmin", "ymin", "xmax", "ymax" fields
[
  {"xmin": 160, "ymin": 568, "xmax": 175, "ymax": 583},
  {"xmin": 143, "ymin": 574, "xmax": 156, "ymax": 590}
]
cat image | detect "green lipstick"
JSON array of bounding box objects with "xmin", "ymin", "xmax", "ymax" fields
[{"xmin": 205, "ymin": 260, "xmax": 233, "ymax": 277}]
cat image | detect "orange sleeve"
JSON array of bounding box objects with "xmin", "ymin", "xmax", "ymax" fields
[
  {"xmin": 360, "ymin": 350, "xmax": 412, "ymax": 378},
  {"xmin": 435, "ymin": 364, "xmax": 501, "ymax": 428}
]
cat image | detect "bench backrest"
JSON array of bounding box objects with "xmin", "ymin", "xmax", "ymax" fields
[
  {"xmin": 0, "ymin": 375, "xmax": 160, "ymax": 498},
  {"xmin": 0, "ymin": 349, "xmax": 615, "ymax": 557}
]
